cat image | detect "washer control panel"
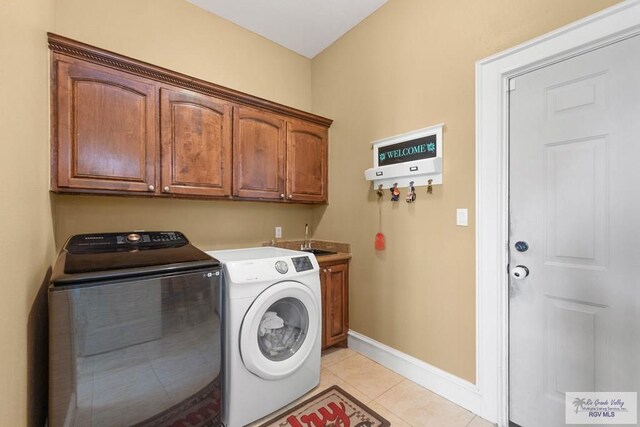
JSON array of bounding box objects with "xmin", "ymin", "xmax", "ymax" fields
[
  {"xmin": 275, "ymin": 260, "xmax": 289, "ymax": 274},
  {"xmin": 292, "ymin": 256, "xmax": 313, "ymax": 272},
  {"xmin": 67, "ymin": 231, "xmax": 188, "ymax": 254},
  {"xmin": 209, "ymin": 247, "xmax": 320, "ymax": 284}
]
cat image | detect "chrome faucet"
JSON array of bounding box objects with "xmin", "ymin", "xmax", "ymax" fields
[{"xmin": 302, "ymin": 223, "xmax": 311, "ymax": 250}]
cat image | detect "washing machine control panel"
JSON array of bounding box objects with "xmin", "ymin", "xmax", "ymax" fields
[
  {"xmin": 292, "ymin": 256, "xmax": 313, "ymax": 272},
  {"xmin": 274, "ymin": 260, "xmax": 289, "ymax": 274}
]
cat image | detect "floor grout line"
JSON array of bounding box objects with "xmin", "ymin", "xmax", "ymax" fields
[{"xmin": 371, "ymin": 381, "xmax": 419, "ymax": 427}]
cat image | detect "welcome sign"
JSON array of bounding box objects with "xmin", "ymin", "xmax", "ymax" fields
[
  {"xmin": 378, "ymin": 134, "xmax": 437, "ymax": 166},
  {"xmin": 365, "ymin": 123, "xmax": 443, "ymax": 188}
]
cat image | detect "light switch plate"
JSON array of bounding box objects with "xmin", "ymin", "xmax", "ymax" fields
[
  {"xmin": 456, "ymin": 209, "xmax": 468, "ymax": 226},
  {"xmin": 275, "ymin": 226, "xmax": 282, "ymax": 238}
]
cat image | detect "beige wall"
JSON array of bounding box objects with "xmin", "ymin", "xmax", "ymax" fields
[
  {"xmin": 311, "ymin": 0, "xmax": 621, "ymax": 382},
  {"xmin": 54, "ymin": 0, "xmax": 312, "ymax": 110},
  {"xmin": 0, "ymin": 0, "xmax": 56, "ymax": 425},
  {"xmin": 53, "ymin": 195, "xmax": 315, "ymax": 251},
  {"xmin": 51, "ymin": 0, "xmax": 316, "ymax": 250}
]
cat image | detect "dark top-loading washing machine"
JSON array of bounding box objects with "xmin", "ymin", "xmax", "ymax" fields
[{"xmin": 49, "ymin": 231, "xmax": 222, "ymax": 427}]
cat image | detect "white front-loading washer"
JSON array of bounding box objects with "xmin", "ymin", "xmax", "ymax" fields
[{"xmin": 207, "ymin": 247, "xmax": 321, "ymax": 427}]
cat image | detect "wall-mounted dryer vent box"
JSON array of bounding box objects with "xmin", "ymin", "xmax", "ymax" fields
[{"xmin": 364, "ymin": 123, "xmax": 443, "ymax": 188}]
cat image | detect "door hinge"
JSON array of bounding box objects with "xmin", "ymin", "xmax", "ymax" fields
[{"xmin": 508, "ymin": 78, "xmax": 516, "ymax": 92}]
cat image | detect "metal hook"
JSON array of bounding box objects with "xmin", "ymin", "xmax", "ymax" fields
[
  {"xmin": 406, "ymin": 181, "xmax": 416, "ymax": 203},
  {"xmin": 390, "ymin": 183, "xmax": 400, "ymax": 202}
]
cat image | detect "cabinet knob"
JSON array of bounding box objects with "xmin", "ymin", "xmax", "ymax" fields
[
  {"xmin": 280, "ymin": 194, "xmax": 285, "ymax": 198},
  {"xmin": 163, "ymin": 186, "xmax": 170, "ymax": 192},
  {"xmin": 147, "ymin": 184, "xmax": 155, "ymax": 191},
  {"xmin": 288, "ymin": 194, "xmax": 293, "ymax": 199},
  {"xmin": 322, "ymin": 268, "xmax": 327, "ymax": 273},
  {"xmin": 327, "ymin": 268, "xmax": 332, "ymax": 273}
]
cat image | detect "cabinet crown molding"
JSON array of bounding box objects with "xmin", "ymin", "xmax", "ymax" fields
[{"xmin": 47, "ymin": 33, "xmax": 332, "ymax": 128}]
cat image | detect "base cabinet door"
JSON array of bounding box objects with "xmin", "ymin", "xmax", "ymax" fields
[
  {"xmin": 232, "ymin": 106, "xmax": 286, "ymax": 200},
  {"xmin": 320, "ymin": 261, "xmax": 349, "ymax": 349},
  {"xmin": 160, "ymin": 87, "xmax": 232, "ymax": 197},
  {"xmin": 286, "ymin": 121, "xmax": 328, "ymax": 202},
  {"xmin": 54, "ymin": 58, "xmax": 157, "ymax": 193}
]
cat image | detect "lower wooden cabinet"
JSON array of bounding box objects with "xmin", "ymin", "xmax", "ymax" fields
[{"xmin": 319, "ymin": 259, "xmax": 349, "ymax": 349}]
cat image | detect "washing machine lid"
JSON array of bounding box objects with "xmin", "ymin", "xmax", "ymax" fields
[
  {"xmin": 240, "ymin": 281, "xmax": 320, "ymax": 380},
  {"xmin": 52, "ymin": 231, "xmax": 219, "ymax": 285}
]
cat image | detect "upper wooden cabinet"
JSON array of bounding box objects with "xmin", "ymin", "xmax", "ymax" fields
[
  {"xmin": 49, "ymin": 33, "xmax": 332, "ymax": 203},
  {"xmin": 54, "ymin": 58, "xmax": 157, "ymax": 193},
  {"xmin": 160, "ymin": 87, "xmax": 232, "ymax": 197},
  {"xmin": 287, "ymin": 121, "xmax": 328, "ymax": 203},
  {"xmin": 233, "ymin": 109, "xmax": 329, "ymax": 202},
  {"xmin": 233, "ymin": 106, "xmax": 286, "ymax": 200}
]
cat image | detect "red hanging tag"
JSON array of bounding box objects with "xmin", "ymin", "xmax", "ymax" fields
[{"xmin": 375, "ymin": 232, "xmax": 386, "ymax": 250}]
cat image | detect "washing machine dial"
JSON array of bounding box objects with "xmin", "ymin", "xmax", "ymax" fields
[
  {"xmin": 275, "ymin": 260, "xmax": 289, "ymax": 274},
  {"xmin": 126, "ymin": 233, "xmax": 141, "ymax": 243}
]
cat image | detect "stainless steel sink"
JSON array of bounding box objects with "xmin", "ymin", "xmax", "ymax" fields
[{"xmin": 301, "ymin": 248, "xmax": 336, "ymax": 256}]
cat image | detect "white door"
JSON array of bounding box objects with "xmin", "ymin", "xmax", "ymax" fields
[
  {"xmin": 240, "ymin": 281, "xmax": 320, "ymax": 380},
  {"xmin": 509, "ymin": 35, "xmax": 640, "ymax": 426}
]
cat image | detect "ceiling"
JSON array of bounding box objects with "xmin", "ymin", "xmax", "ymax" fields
[{"xmin": 187, "ymin": 0, "xmax": 389, "ymax": 58}]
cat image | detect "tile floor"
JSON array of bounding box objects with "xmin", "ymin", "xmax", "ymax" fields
[{"xmin": 249, "ymin": 347, "xmax": 495, "ymax": 427}]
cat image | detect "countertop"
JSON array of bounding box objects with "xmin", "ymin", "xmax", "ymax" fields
[{"xmin": 265, "ymin": 239, "xmax": 351, "ymax": 264}]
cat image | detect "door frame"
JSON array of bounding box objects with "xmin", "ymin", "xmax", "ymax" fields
[{"xmin": 475, "ymin": 1, "xmax": 640, "ymax": 425}]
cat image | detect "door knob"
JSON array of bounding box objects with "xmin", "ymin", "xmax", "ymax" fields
[{"xmin": 511, "ymin": 265, "xmax": 530, "ymax": 280}]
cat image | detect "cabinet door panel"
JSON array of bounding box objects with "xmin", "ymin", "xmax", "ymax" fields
[
  {"xmin": 233, "ymin": 107, "xmax": 285, "ymax": 200},
  {"xmin": 324, "ymin": 262, "xmax": 349, "ymax": 348},
  {"xmin": 287, "ymin": 121, "xmax": 328, "ymax": 202},
  {"xmin": 55, "ymin": 59, "xmax": 156, "ymax": 193},
  {"xmin": 160, "ymin": 88, "xmax": 231, "ymax": 197}
]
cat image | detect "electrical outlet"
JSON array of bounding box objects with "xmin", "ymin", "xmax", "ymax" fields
[{"xmin": 275, "ymin": 226, "xmax": 282, "ymax": 238}]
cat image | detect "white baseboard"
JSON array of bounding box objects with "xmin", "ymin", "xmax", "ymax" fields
[{"xmin": 348, "ymin": 330, "xmax": 482, "ymax": 416}]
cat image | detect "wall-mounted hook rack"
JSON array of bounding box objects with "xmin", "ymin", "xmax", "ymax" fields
[{"xmin": 364, "ymin": 123, "xmax": 444, "ymax": 189}]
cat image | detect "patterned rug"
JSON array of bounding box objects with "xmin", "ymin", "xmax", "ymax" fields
[
  {"xmin": 132, "ymin": 376, "xmax": 221, "ymax": 427},
  {"xmin": 258, "ymin": 385, "xmax": 390, "ymax": 427}
]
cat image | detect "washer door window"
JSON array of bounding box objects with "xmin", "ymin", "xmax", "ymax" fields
[
  {"xmin": 257, "ymin": 297, "xmax": 308, "ymax": 361},
  {"xmin": 240, "ymin": 281, "xmax": 319, "ymax": 380}
]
